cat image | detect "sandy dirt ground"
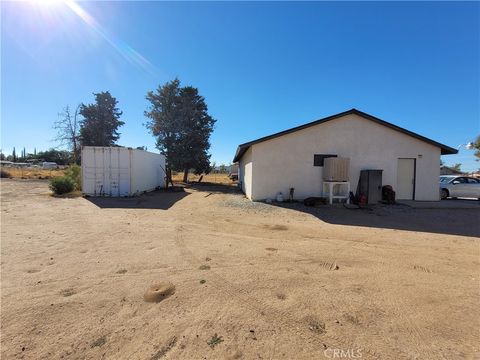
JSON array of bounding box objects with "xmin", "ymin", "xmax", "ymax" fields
[{"xmin": 1, "ymin": 179, "xmax": 479, "ymax": 360}]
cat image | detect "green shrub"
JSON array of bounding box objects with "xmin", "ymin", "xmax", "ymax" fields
[
  {"xmin": 64, "ymin": 164, "xmax": 81, "ymax": 190},
  {"xmin": 49, "ymin": 176, "xmax": 75, "ymax": 195}
]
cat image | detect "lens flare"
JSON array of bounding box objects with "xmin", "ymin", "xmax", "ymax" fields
[
  {"xmin": 63, "ymin": 0, "xmax": 158, "ymax": 76},
  {"xmin": 30, "ymin": 0, "xmax": 63, "ymax": 7}
]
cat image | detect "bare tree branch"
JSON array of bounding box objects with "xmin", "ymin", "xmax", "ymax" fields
[{"xmin": 53, "ymin": 104, "xmax": 81, "ymax": 163}]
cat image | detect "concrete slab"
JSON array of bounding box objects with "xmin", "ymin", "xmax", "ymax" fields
[{"xmin": 398, "ymin": 199, "xmax": 479, "ymax": 209}]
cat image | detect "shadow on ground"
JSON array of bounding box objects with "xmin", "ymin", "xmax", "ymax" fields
[
  {"xmin": 270, "ymin": 200, "xmax": 480, "ymax": 237},
  {"xmin": 85, "ymin": 187, "xmax": 190, "ymax": 210},
  {"xmin": 186, "ymin": 182, "xmax": 241, "ymax": 197}
]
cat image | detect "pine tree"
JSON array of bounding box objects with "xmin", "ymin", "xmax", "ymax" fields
[
  {"xmin": 145, "ymin": 79, "xmax": 216, "ymax": 182},
  {"xmin": 79, "ymin": 92, "xmax": 124, "ymax": 147}
]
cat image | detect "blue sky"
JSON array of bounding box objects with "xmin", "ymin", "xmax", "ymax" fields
[{"xmin": 1, "ymin": 1, "xmax": 479, "ymax": 170}]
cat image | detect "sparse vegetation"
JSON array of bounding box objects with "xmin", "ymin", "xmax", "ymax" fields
[
  {"xmin": 60, "ymin": 288, "xmax": 76, "ymax": 297},
  {"xmin": 64, "ymin": 164, "xmax": 81, "ymax": 190},
  {"xmin": 207, "ymin": 334, "xmax": 224, "ymax": 348},
  {"xmin": 150, "ymin": 337, "xmax": 177, "ymax": 360},
  {"xmin": 90, "ymin": 336, "xmax": 107, "ymax": 348},
  {"xmin": 306, "ymin": 316, "xmax": 326, "ymax": 334}
]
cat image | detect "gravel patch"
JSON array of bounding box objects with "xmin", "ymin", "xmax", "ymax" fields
[{"xmin": 221, "ymin": 194, "xmax": 279, "ymax": 213}]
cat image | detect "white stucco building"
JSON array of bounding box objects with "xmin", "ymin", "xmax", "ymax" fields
[{"xmin": 233, "ymin": 109, "xmax": 457, "ymax": 201}]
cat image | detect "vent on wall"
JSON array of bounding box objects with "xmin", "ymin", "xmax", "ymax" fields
[{"xmin": 313, "ymin": 154, "xmax": 337, "ymax": 167}]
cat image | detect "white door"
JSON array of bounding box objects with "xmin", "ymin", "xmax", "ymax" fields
[{"xmin": 397, "ymin": 158, "xmax": 415, "ymax": 200}]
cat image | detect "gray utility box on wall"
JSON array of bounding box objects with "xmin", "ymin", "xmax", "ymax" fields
[{"xmin": 358, "ymin": 170, "xmax": 383, "ymax": 204}]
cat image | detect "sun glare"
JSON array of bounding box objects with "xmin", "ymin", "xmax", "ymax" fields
[
  {"xmin": 30, "ymin": 0, "xmax": 64, "ymax": 7},
  {"xmin": 16, "ymin": 0, "xmax": 158, "ymax": 76}
]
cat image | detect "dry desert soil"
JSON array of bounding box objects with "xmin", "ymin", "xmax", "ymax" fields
[{"xmin": 1, "ymin": 179, "xmax": 479, "ymax": 359}]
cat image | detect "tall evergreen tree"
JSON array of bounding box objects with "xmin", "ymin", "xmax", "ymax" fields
[
  {"xmin": 79, "ymin": 92, "xmax": 124, "ymax": 147},
  {"xmin": 145, "ymin": 79, "xmax": 216, "ymax": 182}
]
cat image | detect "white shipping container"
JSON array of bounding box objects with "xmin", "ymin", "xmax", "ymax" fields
[{"xmin": 82, "ymin": 147, "xmax": 166, "ymax": 196}]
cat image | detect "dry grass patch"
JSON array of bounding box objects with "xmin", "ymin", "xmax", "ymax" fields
[
  {"xmin": 90, "ymin": 336, "xmax": 107, "ymax": 348},
  {"xmin": 4, "ymin": 167, "xmax": 66, "ymax": 179},
  {"xmin": 305, "ymin": 316, "xmax": 326, "ymax": 334},
  {"xmin": 172, "ymin": 172, "xmax": 233, "ymax": 184},
  {"xmin": 60, "ymin": 288, "xmax": 76, "ymax": 297}
]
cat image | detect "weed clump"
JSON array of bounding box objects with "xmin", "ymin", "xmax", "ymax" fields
[{"xmin": 49, "ymin": 176, "xmax": 75, "ymax": 195}]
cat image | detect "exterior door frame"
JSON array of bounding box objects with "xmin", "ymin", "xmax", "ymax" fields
[{"xmin": 397, "ymin": 158, "xmax": 416, "ymax": 200}]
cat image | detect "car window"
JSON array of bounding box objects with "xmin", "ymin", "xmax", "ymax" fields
[
  {"xmin": 467, "ymin": 178, "xmax": 479, "ymax": 184},
  {"xmin": 439, "ymin": 177, "xmax": 452, "ymax": 183},
  {"xmin": 453, "ymin": 177, "xmax": 466, "ymax": 183}
]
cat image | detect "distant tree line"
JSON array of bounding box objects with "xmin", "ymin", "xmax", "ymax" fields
[{"xmin": 0, "ymin": 148, "xmax": 71, "ymax": 165}]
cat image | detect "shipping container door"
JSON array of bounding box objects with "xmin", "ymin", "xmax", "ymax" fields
[
  {"xmin": 82, "ymin": 148, "xmax": 96, "ymax": 195},
  {"xmin": 100, "ymin": 148, "xmax": 111, "ymax": 196},
  {"xmin": 117, "ymin": 149, "xmax": 131, "ymax": 196},
  {"xmin": 91, "ymin": 148, "xmax": 104, "ymax": 195},
  {"xmin": 108, "ymin": 148, "xmax": 119, "ymax": 196}
]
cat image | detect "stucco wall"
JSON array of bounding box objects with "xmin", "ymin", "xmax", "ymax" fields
[
  {"xmin": 247, "ymin": 114, "xmax": 440, "ymax": 201},
  {"xmin": 239, "ymin": 146, "xmax": 253, "ymax": 199}
]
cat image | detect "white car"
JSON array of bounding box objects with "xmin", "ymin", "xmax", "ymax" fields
[{"xmin": 439, "ymin": 176, "xmax": 480, "ymax": 200}]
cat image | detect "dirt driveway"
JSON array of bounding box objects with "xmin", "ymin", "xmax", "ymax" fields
[{"xmin": 1, "ymin": 179, "xmax": 479, "ymax": 359}]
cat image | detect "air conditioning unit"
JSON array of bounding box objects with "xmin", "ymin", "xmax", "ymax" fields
[{"xmin": 323, "ymin": 157, "xmax": 350, "ymax": 182}]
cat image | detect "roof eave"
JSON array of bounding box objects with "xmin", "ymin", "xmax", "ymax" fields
[
  {"xmin": 441, "ymin": 147, "xmax": 458, "ymax": 155},
  {"xmin": 232, "ymin": 108, "xmax": 458, "ymax": 161}
]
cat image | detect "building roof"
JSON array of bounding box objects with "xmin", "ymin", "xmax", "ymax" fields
[{"xmin": 233, "ymin": 109, "xmax": 458, "ymax": 162}]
